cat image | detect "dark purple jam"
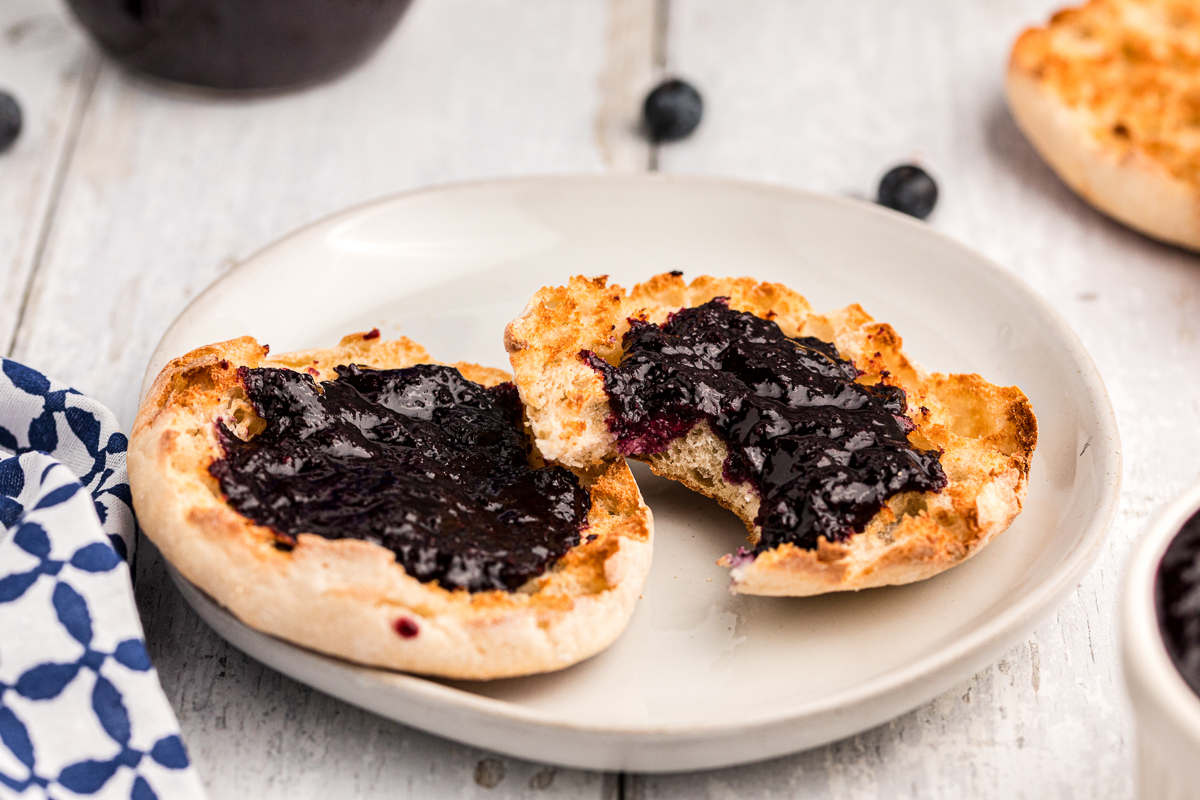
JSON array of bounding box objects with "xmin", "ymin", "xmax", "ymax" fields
[
  {"xmin": 209, "ymin": 364, "xmax": 591, "ymax": 593},
  {"xmin": 1157, "ymin": 510, "xmax": 1200, "ymax": 697},
  {"xmin": 583, "ymin": 298, "xmax": 947, "ymax": 552}
]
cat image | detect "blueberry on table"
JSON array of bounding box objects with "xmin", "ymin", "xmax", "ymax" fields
[
  {"xmin": 877, "ymin": 164, "xmax": 938, "ymax": 220},
  {"xmin": 0, "ymin": 91, "xmax": 21, "ymax": 154},
  {"xmin": 643, "ymin": 79, "xmax": 703, "ymax": 142}
]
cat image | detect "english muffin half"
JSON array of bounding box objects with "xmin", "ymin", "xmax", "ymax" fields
[
  {"xmin": 1008, "ymin": 0, "xmax": 1200, "ymax": 250},
  {"xmin": 130, "ymin": 332, "xmax": 652, "ymax": 679},
  {"xmin": 505, "ymin": 274, "xmax": 1036, "ymax": 596}
]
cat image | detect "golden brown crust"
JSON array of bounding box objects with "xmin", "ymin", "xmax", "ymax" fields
[
  {"xmin": 1008, "ymin": 0, "xmax": 1200, "ymax": 249},
  {"xmin": 130, "ymin": 333, "xmax": 653, "ymax": 679},
  {"xmin": 505, "ymin": 274, "xmax": 1037, "ymax": 596}
]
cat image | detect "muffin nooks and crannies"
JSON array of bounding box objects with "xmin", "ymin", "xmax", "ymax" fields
[
  {"xmin": 505, "ymin": 273, "xmax": 1037, "ymax": 596},
  {"xmin": 129, "ymin": 333, "xmax": 652, "ymax": 680},
  {"xmin": 1008, "ymin": 0, "xmax": 1200, "ymax": 251}
]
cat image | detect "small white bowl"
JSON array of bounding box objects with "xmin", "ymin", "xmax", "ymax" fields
[{"xmin": 1123, "ymin": 483, "xmax": 1200, "ymax": 800}]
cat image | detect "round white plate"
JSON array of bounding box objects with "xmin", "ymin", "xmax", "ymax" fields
[{"xmin": 143, "ymin": 175, "xmax": 1121, "ymax": 773}]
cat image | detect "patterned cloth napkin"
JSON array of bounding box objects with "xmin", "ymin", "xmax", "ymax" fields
[{"xmin": 0, "ymin": 360, "xmax": 206, "ymax": 800}]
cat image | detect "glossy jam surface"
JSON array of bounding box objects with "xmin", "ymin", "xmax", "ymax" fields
[
  {"xmin": 1158, "ymin": 510, "xmax": 1200, "ymax": 697},
  {"xmin": 66, "ymin": 0, "xmax": 412, "ymax": 90},
  {"xmin": 584, "ymin": 299, "xmax": 947, "ymax": 551},
  {"xmin": 210, "ymin": 364, "xmax": 590, "ymax": 593}
]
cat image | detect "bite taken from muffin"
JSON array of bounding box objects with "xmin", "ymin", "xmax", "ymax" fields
[{"xmin": 505, "ymin": 273, "xmax": 1037, "ymax": 597}]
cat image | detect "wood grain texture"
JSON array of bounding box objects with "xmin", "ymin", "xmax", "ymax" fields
[
  {"xmin": 0, "ymin": 0, "xmax": 95, "ymax": 353},
  {"xmin": 595, "ymin": 0, "xmax": 657, "ymax": 171},
  {"xmin": 636, "ymin": 0, "xmax": 1189, "ymax": 797}
]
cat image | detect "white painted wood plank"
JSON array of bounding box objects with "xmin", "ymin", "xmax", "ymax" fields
[
  {"xmin": 596, "ymin": 0, "xmax": 659, "ymax": 171},
  {"xmin": 0, "ymin": 0, "xmax": 94, "ymax": 351},
  {"xmin": 10, "ymin": 1, "xmax": 649, "ymax": 795},
  {"xmin": 636, "ymin": 0, "xmax": 1193, "ymax": 797}
]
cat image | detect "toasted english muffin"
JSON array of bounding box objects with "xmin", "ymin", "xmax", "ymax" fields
[
  {"xmin": 504, "ymin": 274, "xmax": 1037, "ymax": 596},
  {"xmin": 1008, "ymin": 0, "xmax": 1200, "ymax": 250},
  {"xmin": 129, "ymin": 332, "xmax": 652, "ymax": 680}
]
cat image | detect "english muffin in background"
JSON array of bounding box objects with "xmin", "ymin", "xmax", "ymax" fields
[{"xmin": 1008, "ymin": 0, "xmax": 1200, "ymax": 251}]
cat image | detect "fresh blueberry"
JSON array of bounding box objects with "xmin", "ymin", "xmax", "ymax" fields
[
  {"xmin": 877, "ymin": 164, "xmax": 938, "ymax": 220},
  {"xmin": 643, "ymin": 79, "xmax": 703, "ymax": 142},
  {"xmin": 0, "ymin": 91, "xmax": 21, "ymax": 154}
]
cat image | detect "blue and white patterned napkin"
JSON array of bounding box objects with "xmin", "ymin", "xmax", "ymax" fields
[{"xmin": 0, "ymin": 360, "xmax": 206, "ymax": 800}]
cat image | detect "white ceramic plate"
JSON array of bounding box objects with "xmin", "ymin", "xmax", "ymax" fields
[{"xmin": 143, "ymin": 175, "xmax": 1121, "ymax": 773}]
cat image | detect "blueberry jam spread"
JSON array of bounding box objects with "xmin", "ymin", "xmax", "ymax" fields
[
  {"xmin": 209, "ymin": 364, "xmax": 591, "ymax": 593},
  {"xmin": 582, "ymin": 298, "xmax": 947, "ymax": 552},
  {"xmin": 1157, "ymin": 510, "xmax": 1200, "ymax": 697}
]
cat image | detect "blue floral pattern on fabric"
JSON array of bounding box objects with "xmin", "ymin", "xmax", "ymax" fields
[{"xmin": 0, "ymin": 360, "xmax": 206, "ymax": 800}]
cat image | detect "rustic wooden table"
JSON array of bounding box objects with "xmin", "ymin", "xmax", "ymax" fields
[{"xmin": 2, "ymin": 0, "xmax": 1185, "ymax": 796}]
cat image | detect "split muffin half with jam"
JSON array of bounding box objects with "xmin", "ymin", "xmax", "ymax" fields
[
  {"xmin": 504, "ymin": 273, "xmax": 1036, "ymax": 596},
  {"xmin": 129, "ymin": 332, "xmax": 652, "ymax": 679}
]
